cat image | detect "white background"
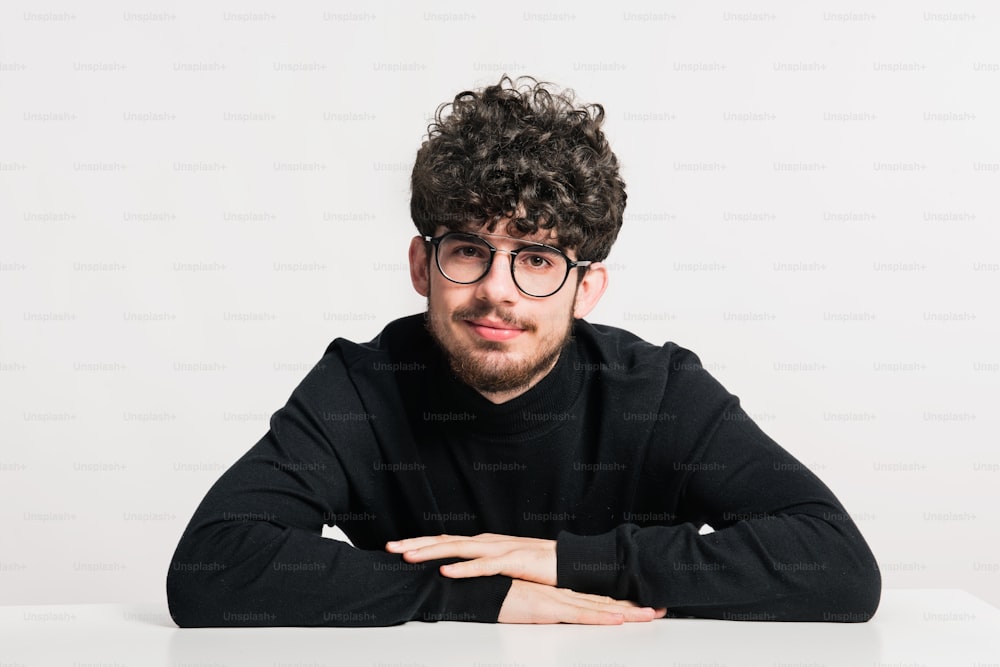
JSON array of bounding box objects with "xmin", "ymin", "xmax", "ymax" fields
[{"xmin": 2, "ymin": 1, "xmax": 998, "ymax": 608}]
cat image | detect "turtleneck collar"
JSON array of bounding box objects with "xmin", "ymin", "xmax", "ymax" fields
[{"xmin": 425, "ymin": 323, "xmax": 587, "ymax": 440}]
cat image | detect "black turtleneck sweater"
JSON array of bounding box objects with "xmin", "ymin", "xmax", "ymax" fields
[{"xmin": 166, "ymin": 314, "xmax": 881, "ymax": 626}]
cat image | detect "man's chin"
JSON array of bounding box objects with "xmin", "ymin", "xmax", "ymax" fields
[
  {"xmin": 454, "ymin": 352, "xmax": 524, "ymax": 384},
  {"xmin": 454, "ymin": 370, "xmax": 534, "ymax": 395},
  {"xmin": 451, "ymin": 342, "xmax": 565, "ymax": 395}
]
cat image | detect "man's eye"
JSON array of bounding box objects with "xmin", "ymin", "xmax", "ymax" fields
[
  {"xmin": 520, "ymin": 253, "xmax": 555, "ymax": 270},
  {"xmin": 452, "ymin": 245, "xmax": 487, "ymax": 259}
]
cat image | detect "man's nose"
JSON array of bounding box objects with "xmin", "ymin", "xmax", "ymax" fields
[{"xmin": 474, "ymin": 250, "xmax": 520, "ymax": 303}]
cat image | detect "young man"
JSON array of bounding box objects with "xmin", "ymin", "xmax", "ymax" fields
[{"xmin": 167, "ymin": 76, "xmax": 881, "ymax": 626}]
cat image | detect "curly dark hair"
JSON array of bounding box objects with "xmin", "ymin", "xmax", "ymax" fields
[{"xmin": 410, "ymin": 75, "xmax": 626, "ymax": 262}]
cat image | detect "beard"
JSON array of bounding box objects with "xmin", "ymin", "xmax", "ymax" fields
[{"xmin": 424, "ymin": 298, "xmax": 574, "ymax": 395}]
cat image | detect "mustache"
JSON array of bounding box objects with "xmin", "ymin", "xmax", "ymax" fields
[{"xmin": 451, "ymin": 305, "xmax": 537, "ymax": 332}]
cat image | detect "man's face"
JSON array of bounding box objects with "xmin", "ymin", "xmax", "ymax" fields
[{"xmin": 409, "ymin": 221, "xmax": 605, "ymax": 402}]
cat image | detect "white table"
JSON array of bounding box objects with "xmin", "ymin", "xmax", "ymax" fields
[{"xmin": 2, "ymin": 589, "xmax": 998, "ymax": 666}]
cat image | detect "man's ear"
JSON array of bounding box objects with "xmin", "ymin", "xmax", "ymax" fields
[
  {"xmin": 409, "ymin": 236, "xmax": 430, "ymax": 297},
  {"xmin": 573, "ymin": 262, "xmax": 609, "ymax": 319}
]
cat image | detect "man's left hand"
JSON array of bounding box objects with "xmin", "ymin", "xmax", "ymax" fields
[{"xmin": 385, "ymin": 533, "xmax": 557, "ymax": 586}]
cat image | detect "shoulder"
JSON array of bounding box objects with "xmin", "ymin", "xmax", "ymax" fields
[
  {"xmin": 573, "ymin": 319, "xmax": 703, "ymax": 373},
  {"xmin": 278, "ymin": 314, "xmax": 428, "ymax": 399},
  {"xmin": 572, "ymin": 319, "xmax": 728, "ymax": 410},
  {"xmin": 323, "ymin": 314, "xmax": 430, "ymax": 368}
]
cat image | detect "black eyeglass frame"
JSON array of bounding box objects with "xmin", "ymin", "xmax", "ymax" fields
[{"xmin": 423, "ymin": 232, "xmax": 592, "ymax": 298}]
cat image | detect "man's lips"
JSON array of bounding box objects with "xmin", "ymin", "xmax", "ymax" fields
[{"xmin": 465, "ymin": 318, "xmax": 526, "ymax": 342}]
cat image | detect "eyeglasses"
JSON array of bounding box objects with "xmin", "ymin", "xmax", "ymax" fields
[{"xmin": 423, "ymin": 232, "xmax": 592, "ymax": 298}]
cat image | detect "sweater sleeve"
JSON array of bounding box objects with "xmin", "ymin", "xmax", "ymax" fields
[
  {"xmin": 166, "ymin": 354, "xmax": 512, "ymax": 627},
  {"xmin": 556, "ymin": 348, "xmax": 881, "ymax": 622}
]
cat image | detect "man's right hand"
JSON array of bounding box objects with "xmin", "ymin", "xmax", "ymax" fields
[{"xmin": 497, "ymin": 579, "xmax": 667, "ymax": 624}]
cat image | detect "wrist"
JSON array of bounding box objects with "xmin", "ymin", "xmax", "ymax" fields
[
  {"xmin": 556, "ymin": 528, "xmax": 621, "ymax": 597},
  {"xmin": 421, "ymin": 575, "xmax": 513, "ymax": 623}
]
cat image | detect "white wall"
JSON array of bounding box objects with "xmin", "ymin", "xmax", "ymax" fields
[{"xmin": 2, "ymin": 0, "xmax": 998, "ymax": 608}]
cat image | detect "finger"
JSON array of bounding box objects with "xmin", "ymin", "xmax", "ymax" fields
[
  {"xmin": 439, "ymin": 559, "xmax": 496, "ymax": 578},
  {"xmin": 617, "ymin": 606, "xmax": 660, "ymax": 623},
  {"xmin": 386, "ymin": 533, "xmax": 515, "ymax": 553},
  {"xmin": 567, "ymin": 607, "xmax": 626, "ymax": 625},
  {"xmin": 439, "ymin": 557, "xmax": 517, "ymax": 579},
  {"xmin": 511, "ymin": 596, "xmax": 627, "ymax": 625},
  {"xmin": 565, "ymin": 590, "xmax": 634, "ymax": 606},
  {"xmin": 577, "ymin": 600, "xmax": 658, "ymax": 623},
  {"xmin": 385, "ymin": 534, "xmax": 458, "ymax": 552},
  {"xmin": 563, "ymin": 591, "xmax": 661, "ymax": 622},
  {"xmin": 399, "ymin": 540, "xmax": 507, "ymax": 563}
]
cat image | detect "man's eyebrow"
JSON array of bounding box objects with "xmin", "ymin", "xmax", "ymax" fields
[{"xmin": 473, "ymin": 231, "xmax": 566, "ymax": 250}]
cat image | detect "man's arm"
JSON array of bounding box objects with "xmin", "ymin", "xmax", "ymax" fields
[
  {"xmin": 166, "ymin": 355, "xmax": 511, "ymax": 627},
  {"xmin": 556, "ymin": 349, "xmax": 882, "ymax": 621},
  {"xmin": 392, "ymin": 349, "xmax": 881, "ymax": 622}
]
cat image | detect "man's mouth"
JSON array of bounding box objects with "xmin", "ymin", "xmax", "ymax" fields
[{"xmin": 464, "ymin": 318, "xmax": 526, "ymax": 342}]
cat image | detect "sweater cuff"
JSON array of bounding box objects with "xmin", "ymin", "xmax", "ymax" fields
[
  {"xmin": 426, "ymin": 574, "xmax": 513, "ymax": 623},
  {"xmin": 556, "ymin": 528, "xmax": 620, "ymax": 597}
]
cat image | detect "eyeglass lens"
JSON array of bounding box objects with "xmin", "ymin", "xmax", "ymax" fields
[{"xmin": 436, "ymin": 233, "xmax": 569, "ymax": 297}]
